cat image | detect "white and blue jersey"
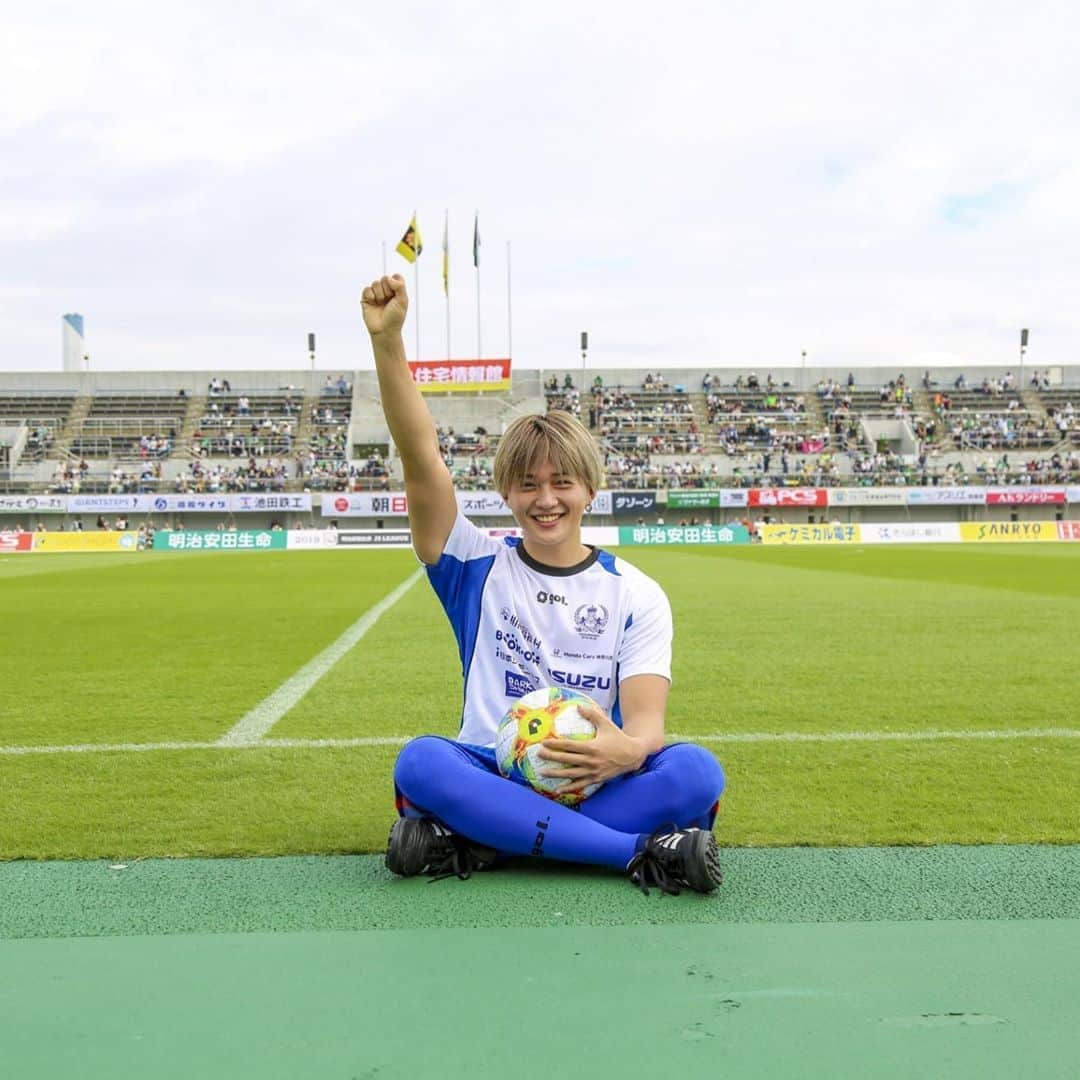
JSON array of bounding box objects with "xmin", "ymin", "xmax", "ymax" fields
[{"xmin": 426, "ymin": 513, "xmax": 672, "ymax": 747}]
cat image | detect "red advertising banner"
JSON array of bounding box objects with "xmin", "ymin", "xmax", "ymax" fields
[
  {"xmin": 407, "ymin": 358, "xmax": 511, "ymax": 393},
  {"xmin": 749, "ymin": 488, "xmax": 828, "ymax": 508},
  {"xmin": 985, "ymin": 490, "xmax": 1066, "ymax": 505},
  {"xmin": 0, "ymin": 531, "xmax": 33, "ymax": 552},
  {"xmin": 326, "ymin": 493, "xmax": 409, "ymax": 516},
  {"xmin": 1057, "ymin": 521, "xmax": 1080, "ymax": 541}
]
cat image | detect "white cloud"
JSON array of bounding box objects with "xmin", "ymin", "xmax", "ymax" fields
[{"xmin": 2, "ymin": 0, "xmax": 1080, "ymax": 373}]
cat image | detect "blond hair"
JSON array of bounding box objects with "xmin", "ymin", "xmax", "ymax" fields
[{"xmin": 494, "ymin": 412, "xmax": 604, "ymax": 497}]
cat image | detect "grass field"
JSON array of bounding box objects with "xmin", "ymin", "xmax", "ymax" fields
[{"xmin": 2, "ymin": 543, "xmax": 1078, "ymax": 860}]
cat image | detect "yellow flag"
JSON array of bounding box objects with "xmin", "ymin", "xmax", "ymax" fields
[{"xmin": 396, "ymin": 214, "xmax": 422, "ymax": 263}]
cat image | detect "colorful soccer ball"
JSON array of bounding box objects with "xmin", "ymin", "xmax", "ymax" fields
[{"xmin": 495, "ymin": 686, "xmax": 601, "ymax": 807}]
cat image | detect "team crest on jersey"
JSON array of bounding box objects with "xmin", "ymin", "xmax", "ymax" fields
[{"xmin": 574, "ymin": 602, "xmax": 609, "ymax": 639}]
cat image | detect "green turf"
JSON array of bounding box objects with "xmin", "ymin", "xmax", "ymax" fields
[
  {"xmin": 0, "ymin": 550, "xmax": 419, "ymax": 745},
  {"xmin": 2, "ymin": 545, "xmax": 1078, "ymax": 859}
]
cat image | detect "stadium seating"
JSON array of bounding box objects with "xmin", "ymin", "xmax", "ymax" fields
[{"xmin": 1, "ymin": 368, "xmax": 1078, "ymax": 498}]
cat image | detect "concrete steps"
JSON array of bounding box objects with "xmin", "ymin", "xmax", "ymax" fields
[{"xmin": 55, "ymin": 395, "xmax": 92, "ymax": 456}]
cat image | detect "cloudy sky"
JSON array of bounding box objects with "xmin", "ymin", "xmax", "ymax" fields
[{"xmin": 2, "ymin": 1, "xmax": 1078, "ymax": 373}]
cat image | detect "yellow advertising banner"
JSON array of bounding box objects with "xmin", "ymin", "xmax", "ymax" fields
[
  {"xmin": 32, "ymin": 531, "xmax": 139, "ymax": 553},
  {"xmin": 759, "ymin": 523, "xmax": 862, "ymax": 545},
  {"xmin": 959, "ymin": 522, "xmax": 1060, "ymax": 543},
  {"xmin": 407, "ymin": 358, "xmax": 511, "ymax": 394}
]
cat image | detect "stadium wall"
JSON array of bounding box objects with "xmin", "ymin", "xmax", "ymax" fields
[
  {"xmin": 0, "ymin": 364, "xmax": 1077, "ymax": 395},
  {"xmin": 2, "ymin": 502, "xmax": 1074, "ymax": 535}
]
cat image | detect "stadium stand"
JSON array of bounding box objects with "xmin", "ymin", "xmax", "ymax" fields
[{"xmin": 2, "ymin": 367, "xmax": 1079, "ymax": 499}]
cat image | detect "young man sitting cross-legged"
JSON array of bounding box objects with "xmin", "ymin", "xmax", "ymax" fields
[{"xmin": 362, "ymin": 274, "xmax": 725, "ymax": 895}]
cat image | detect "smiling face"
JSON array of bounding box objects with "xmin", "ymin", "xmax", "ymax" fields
[
  {"xmin": 494, "ymin": 412, "xmax": 604, "ymax": 567},
  {"xmin": 504, "ymin": 460, "xmax": 593, "ymax": 566}
]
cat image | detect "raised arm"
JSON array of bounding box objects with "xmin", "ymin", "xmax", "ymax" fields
[{"xmin": 361, "ymin": 274, "xmax": 457, "ymax": 564}]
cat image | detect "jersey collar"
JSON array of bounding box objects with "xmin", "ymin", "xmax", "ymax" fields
[{"xmin": 514, "ymin": 543, "xmax": 598, "ymax": 577}]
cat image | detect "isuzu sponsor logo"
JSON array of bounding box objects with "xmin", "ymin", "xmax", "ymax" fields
[{"xmin": 549, "ymin": 670, "xmax": 612, "ymax": 692}]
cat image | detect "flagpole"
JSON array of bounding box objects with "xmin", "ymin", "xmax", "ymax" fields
[
  {"xmin": 506, "ymin": 240, "xmax": 513, "ymax": 360},
  {"xmin": 471, "ymin": 211, "xmax": 485, "ymax": 363},
  {"xmin": 477, "ymin": 265, "xmax": 483, "ymax": 359},
  {"xmin": 444, "ymin": 209, "xmax": 451, "ymax": 361},
  {"xmin": 410, "ymin": 209, "xmax": 420, "ymax": 362}
]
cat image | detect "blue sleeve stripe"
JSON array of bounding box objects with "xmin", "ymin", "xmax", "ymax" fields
[
  {"xmin": 611, "ymin": 661, "xmax": 623, "ymax": 729},
  {"xmin": 597, "ymin": 550, "xmax": 620, "ymax": 575},
  {"xmin": 458, "ymin": 558, "xmax": 496, "ymax": 699},
  {"xmin": 426, "ymin": 551, "xmax": 496, "ymax": 678}
]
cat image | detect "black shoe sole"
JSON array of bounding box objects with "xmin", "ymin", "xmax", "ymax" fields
[
  {"xmin": 385, "ymin": 818, "xmax": 429, "ymax": 877},
  {"xmin": 684, "ymin": 829, "xmax": 724, "ymax": 893}
]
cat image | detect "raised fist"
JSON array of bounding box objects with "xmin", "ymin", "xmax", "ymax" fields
[{"xmin": 361, "ymin": 275, "xmax": 409, "ymax": 337}]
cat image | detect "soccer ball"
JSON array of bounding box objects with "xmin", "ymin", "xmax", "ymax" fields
[{"xmin": 495, "ymin": 686, "xmax": 602, "ymax": 808}]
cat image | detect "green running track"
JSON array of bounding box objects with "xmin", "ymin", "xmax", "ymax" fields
[{"xmin": 2, "ymin": 847, "xmax": 1078, "ymax": 1079}]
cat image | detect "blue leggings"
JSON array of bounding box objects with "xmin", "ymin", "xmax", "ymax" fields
[{"xmin": 393, "ymin": 736, "xmax": 725, "ymax": 871}]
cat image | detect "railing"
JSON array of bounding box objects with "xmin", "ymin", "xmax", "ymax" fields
[
  {"xmin": 191, "ymin": 436, "xmax": 295, "ymax": 456},
  {"xmin": 79, "ymin": 417, "xmax": 182, "ymax": 436},
  {"xmin": 196, "ymin": 415, "xmax": 297, "ymax": 428},
  {"xmin": 69, "ymin": 437, "xmax": 116, "ymax": 457},
  {"xmin": 0, "ymin": 390, "xmax": 78, "ymax": 399}
]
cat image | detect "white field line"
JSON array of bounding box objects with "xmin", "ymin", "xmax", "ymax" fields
[
  {"xmin": 2, "ymin": 727, "xmax": 1079, "ymax": 757},
  {"xmin": 216, "ymin": 568, "xmax": 425, "ymax": 746}
]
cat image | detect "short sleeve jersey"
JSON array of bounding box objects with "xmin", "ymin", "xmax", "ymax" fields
[{"xmin": 426, "ymin": 513, "xmax": 673, "ymax": 747}]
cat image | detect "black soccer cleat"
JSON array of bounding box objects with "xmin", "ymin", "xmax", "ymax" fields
[
  {"xmin": 385, "ymin": 817, "xmax": 498, "ymax": 882},
  {"xmin": 626, "ymin": 826, "xmax": 723, "ymax": 896}
]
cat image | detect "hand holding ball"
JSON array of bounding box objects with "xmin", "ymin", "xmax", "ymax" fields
[{"xmin": 495, "ymin": 687, "xmax": 602, "ymax": 807}]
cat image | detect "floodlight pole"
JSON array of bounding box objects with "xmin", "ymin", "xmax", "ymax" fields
[
  {"xmin": 801, "ymin": 350, "xmax": 807, "ymax": 392},
  {"xmin": 1020, "ymin": 327, "xmax": 1029, "ymax": 387},
  {"xmin": 580, "ymin": 331, "xmax": 588, "ymax": 393}
]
